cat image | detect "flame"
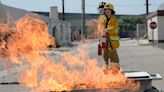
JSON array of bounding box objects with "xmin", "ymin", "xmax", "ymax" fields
[
  {"xmin": 86, "ymin": 19, "xmax": 98, "ymax": 39},
  {"xmin": 0, "ymin": 14, "xmax": 139, "ymax": 92}
]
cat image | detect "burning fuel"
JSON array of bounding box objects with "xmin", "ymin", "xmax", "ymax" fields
[{"xmin": 0, "ymin": 14, "xmax": 140, "ymax": 92}]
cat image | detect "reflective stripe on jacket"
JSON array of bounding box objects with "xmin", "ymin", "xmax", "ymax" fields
[{"xmin": 98, "ymin": 15, "xmax": 120, "ymax": 49}]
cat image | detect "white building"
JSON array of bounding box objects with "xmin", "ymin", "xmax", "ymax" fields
[
  {"xmin": 147, "ymin": 2, "xmax": 164, "ymax": 42},
  {"xmin": 0, "ymin": 3, "xmax": 71, "ymax": 46},
  {"xmin": 49, "ymin": 7, "xmax": 71, "ymax": 46}
]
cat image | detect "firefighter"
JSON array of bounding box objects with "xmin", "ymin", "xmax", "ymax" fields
[
  {"xmin": 97, "ymin": 2, "xmax": 106, "ymax": 38},
  {"xmin": 98, "ymin": 3, "xmax": 120, "ymax": 69}
]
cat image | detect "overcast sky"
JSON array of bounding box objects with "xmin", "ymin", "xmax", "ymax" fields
[{"xmin": 1, "ymin": 0, "xmax": 164, "ymax": 15}]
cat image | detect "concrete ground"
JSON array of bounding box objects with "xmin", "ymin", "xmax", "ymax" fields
[
  {"xmin": 87, "ymin": 39, "xmax": 164, "ymax": 90},
  {"xmin": 0, "ymin": 39, "xmax": 164, "ymax": 91},
  {"xmin": 118, "ymin": 40, "xmax": 164, "ymax": 90}
]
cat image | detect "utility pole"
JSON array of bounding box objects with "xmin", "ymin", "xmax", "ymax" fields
[
  {"xmin": 145, "ymin": 0, "xmax": 150, "ymax": 39},
  {"xmin": 62, "ymin": 0, "xmax": 65, "ymax": 21},
  {"xmin": 146, "ymin": 0, "xmax": 149, "ymax": 15},
  {"xmin": 81, "ymin": 0, "xmax": 85, "ymax": 37}
]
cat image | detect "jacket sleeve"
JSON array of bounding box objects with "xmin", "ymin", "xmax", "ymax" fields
[
  {"xmin": 97, "ymin": 15, "xmax": 106, "ymax": 37},
  {"xmin": 97, "ymin": 16, "xmax": 101, "ymax": 30},
  {"xmin": 107, "ymin": 16, "xmax": 119, "ymax": 36},
  {"xmin": 97, "ymin": 16, "xmax": 101, "ymax": 37}
]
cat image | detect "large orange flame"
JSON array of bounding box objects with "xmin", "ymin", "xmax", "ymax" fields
[{"xmin": 0, "ymin": 14, "xmax": 139, "ymax": 92}]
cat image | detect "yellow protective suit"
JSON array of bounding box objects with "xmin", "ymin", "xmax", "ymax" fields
[{"xmin": 98, "ymin": 14, "xmax": 120, "ymax": 66}]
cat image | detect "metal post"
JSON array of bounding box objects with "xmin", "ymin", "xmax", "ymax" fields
[
  {"xmin": 136, "ymin": 24, "xmax": 139, "ymax": 44},
  {"xmin": 152, "ymin": 29, "xmax": 154, "ymax": 47},
  {"xmin": 81, "ymin": 0, "xmax": 85, "ymax": 37},
  {"xmin": 62, "ymin": 0, "xmax": 65, "ymax": 21}
]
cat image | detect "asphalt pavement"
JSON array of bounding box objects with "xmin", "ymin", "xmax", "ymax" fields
[{"xmin": 0, "ymin": 39, "xmax": 164, "ymax": 91}]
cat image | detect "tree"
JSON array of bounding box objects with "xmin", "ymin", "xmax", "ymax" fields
[{"xmin": 119, "ymin": 16, "xmax": 145, "ymax": 38}]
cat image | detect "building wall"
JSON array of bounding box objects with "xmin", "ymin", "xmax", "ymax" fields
[
  {"xmin": 0, "ymin": 3, "xmax": 72, "ymax": 46},
  {"xmin": 0, "ymin": 3, "xmax": 7, "ymax": 22},
  {"xmin": 0, "ymin": 3, "xmax": 30, "ymax": 22},
  {"xmin": 157, "ymin": 16, "xmax": 164, "ymax": 41},
  {"xmin": 147, "ymin": 16, "xmax": 158, "ymax": 41},
  {"xmin": 0, "ymin": 3, "xmax": 49, "ymax": 26},
  {"xmin": 147, "ymin": 15, "xmax": 164, "ymax": 41}
]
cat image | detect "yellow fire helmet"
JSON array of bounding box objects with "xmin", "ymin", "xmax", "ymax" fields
[{"xmin": 104, "ymin": 3, "xmax": 115, "ymax": 14}]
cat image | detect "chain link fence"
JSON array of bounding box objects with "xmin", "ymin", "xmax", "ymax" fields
[{"xmin": 136, "ymin": 24, "xmax": 147, "ymax": 39}]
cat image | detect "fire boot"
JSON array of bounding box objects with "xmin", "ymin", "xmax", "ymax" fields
[
  {"xmin": 103, "ymin": 60, "xmax": 111, "ymax": 74},
  {"xmin": 104, "ymin": 63, "xmax": 121, "ymax": 75},
  {"xmin": 105, "ymin": 60, "xmax": 109, "ymax": 67}
]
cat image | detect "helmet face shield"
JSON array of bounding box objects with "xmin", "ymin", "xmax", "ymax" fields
[{"xmin": 98, "ymin": 8, "xmax": 104, "ymax": 14}]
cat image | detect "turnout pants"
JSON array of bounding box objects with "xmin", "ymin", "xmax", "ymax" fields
[{"xmin": 103, "ymin": 48, "xmax": 119, "ymax": 67}]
